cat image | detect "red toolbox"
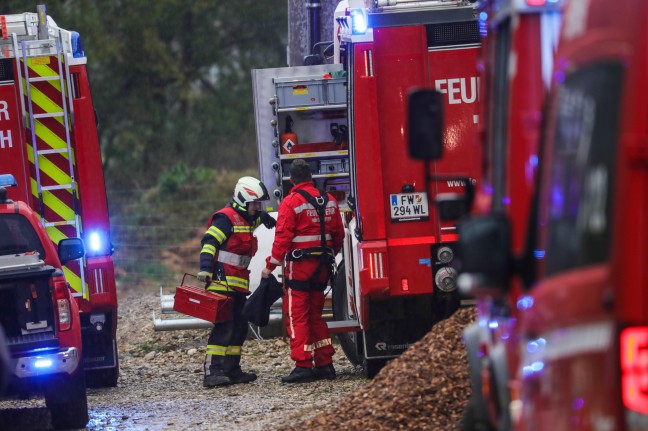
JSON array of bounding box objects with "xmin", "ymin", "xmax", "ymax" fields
[{"xmin": 173, "ymin": 275, "xmax": 233, "ymax": 323}]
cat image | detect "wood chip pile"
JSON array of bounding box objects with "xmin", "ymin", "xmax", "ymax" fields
[{"xmin": 283, "ymin": 307, "xmax": 475, "ymax": 431}]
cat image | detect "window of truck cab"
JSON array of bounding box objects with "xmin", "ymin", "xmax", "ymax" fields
[
  {"xmin": 0, "ymin": 214, "xmax": 46, "ymax": 258},
  {"xmin": 539, "ymin": 61, "xmax": 623, "ymax": 276}
]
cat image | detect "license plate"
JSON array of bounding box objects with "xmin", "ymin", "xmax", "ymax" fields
[{"xmin": 389, "ymin": 193, "xmax": 429, "ymax": 222}]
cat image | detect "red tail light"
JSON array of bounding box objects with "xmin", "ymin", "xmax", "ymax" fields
[
  {"xmin": 401, "ymin": 278, "xmax": 409, "ymax": 291},
  {"xmin": 621, "ymin": 326, "xmax": 648, "ymax": 414},
  {"xmin": 52, "ymin": 278, "xmax": 72, "ymax": 331}
]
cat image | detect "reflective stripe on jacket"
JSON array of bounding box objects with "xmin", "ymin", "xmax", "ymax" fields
[
  {"xmin": 265, "ymin": 182, "xmax": 344, "ymax": 285},
  {"xmin": 200, "ymin": 205, "xmax": 258, "ymax": 293}
]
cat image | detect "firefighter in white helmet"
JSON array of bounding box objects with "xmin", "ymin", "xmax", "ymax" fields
[{"xmin": 197, "ymin": 176, "xmax": 276, "ymax": 388}]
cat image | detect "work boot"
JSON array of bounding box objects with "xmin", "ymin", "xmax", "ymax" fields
[
  {"xmin": 313, "ymin": 364, "xmax": 336, "ymax": 380},
  {"xmin": 226, "ymin": 368, "xmax": 257, "ymax": 384},
  {"xmin": 223, "ymin": 355, "xmax": 256, "ymax": 384},
  {"xmin": 203, "ymin": 369, "xmax": 231, "ymax": 388},
  {"xmin": 281, "ymin": 366, "xmax": 315, "ymax": 384}
]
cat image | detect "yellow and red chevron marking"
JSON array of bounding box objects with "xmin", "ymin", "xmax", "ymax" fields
[{"xmin": 22, "ymin": 55, "xmax": 89, "ymax": 300}]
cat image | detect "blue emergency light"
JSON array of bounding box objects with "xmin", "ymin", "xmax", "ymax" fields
[
  {"xmin": 34, "ymin": 358, "xmax": 53, "ymax": 369},
  {"xmin": 88, "ymin": 231, "xmax": 103, "ymax": 253},
  {"xmin": 350, "ymin": 9, "xmax": 368, "ymax": 34},
  {"xmin": 0, "ymin": 174, "xmax": 17, "ymax": 188},
  {"xmin": 86, "ymin": 230, "xmax": 113, "ymax": 257},
  {"xmin": 71, "ymin": 31, "xmax": 85, "ymax": 58},
  {"xmin": 526, "ymin": 0, "xmax": 560, "ymax": 5},
  {"xmin": 516, "ymin": 295, "xmax": 534, "ymax": 311}
]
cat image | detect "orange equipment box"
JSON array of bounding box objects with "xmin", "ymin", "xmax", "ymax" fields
[{"xmin": 173, "ymin": 276, "xmax": 233, "ymax": 323}]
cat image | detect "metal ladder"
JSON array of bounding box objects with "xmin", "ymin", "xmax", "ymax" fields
[{"xmin": 12, "ymin": 30, "xmax": 86, "ymax": 298}]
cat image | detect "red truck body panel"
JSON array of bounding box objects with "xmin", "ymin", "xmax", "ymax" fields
[
  {"xmin": 351, "ymin": 42, "xmax": 386, "ymax": 241},
  {"xmin": 499, "ymin": 14, "xmax": 544, "ymax": 255},
  {"xmin": 0, "ymin": 84, "xmax": 30, "ymax": 201},
  {"xmin": 70, "ymin": 64, "xmax": 111, "ymax": 239},
  {"xmin": 351, "ymin": 24, "xmax": 481, "ymax": 297}
]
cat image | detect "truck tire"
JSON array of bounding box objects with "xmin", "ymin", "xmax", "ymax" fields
[
  {"xmin": 45, "ymin": 370, "xmax": 89, "ymax": 430},
  {"xmin": 462, "ymin": 395, "xmax": 496, "ymax": 431},
  {"xmin": 363, "ymin": 357, "xmax": 388, "ymax": 379},
  {"xmin": 0, "ymin": 325, "xmax": 9, "ymax": 395},
  {"xmin": 332, "ymin": 261, "xmax": 362, "ymax": 366}
]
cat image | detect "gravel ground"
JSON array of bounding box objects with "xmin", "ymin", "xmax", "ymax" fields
[
  {"xmin": 0, "ymin": 283, "xmax": 474, "ymax": 431},
  {"xmin": 0, "ymin": 283, "xmax": 367, "ymax": 431}
]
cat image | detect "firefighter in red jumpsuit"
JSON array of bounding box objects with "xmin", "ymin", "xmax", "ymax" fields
[
  {"xmin": 197, "ymin": 176, "xmax": 276, "ymax": 388},
  {"xmin": 261, "ymin": 159, "xmax": 344, "ymax": 383}
]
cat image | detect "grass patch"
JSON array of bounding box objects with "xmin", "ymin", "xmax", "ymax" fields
[{"xmin": 134, "ymin": 342, "xmax": 156, "ymax": 355}]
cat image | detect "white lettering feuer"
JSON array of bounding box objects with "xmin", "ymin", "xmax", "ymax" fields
[
  {"xmin": 435, "ymin": 77, "xmax": 480, "ymax": 105},
  {"xmin": 0, "ymin": 100, "xmax": 12, "ymax": 149}
]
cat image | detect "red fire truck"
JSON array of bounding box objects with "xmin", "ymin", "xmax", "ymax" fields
[
  {"xmin": 0, "ymin": 6, "xmax": 118, "ymax": 387},
  {"xmin": 456, "ymin": 0, "xmax": 564, "ymax": 429},
  {"xmin": 411, "ymin": 0, "xmax": 648, "ymax": 429},
  {"xmin": 253, "ymin": 0, "xmax": 481, "ymax": 377}
]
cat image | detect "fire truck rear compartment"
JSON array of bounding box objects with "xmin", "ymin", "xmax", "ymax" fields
[{"xmin": 0, "ymin": 274, "xmax": 58, "ymax": 353}]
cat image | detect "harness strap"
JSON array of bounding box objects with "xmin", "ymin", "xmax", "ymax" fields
[
  {"xmin": 294, "ymin": 189, "xmax": 335, "ymax": 286},
  {"xmin": 285, "ymin": 246, "xmax": 334, "ymax": 261},
  {"xmin": 295, "ymin": 189, "xmax": 328, "ymax": 249}
]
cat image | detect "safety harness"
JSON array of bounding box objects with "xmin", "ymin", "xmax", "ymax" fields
[{"xmin": 286, "ymin": 189, "xmax": 336, "ymax": 287}]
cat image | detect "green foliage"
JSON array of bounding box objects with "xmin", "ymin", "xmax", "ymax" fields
[
  {"xmin": 118, "ymin": 261, "xmax": 173, "ymax": 286},
  {"xmin": 158, "ymin": 163, "xmax": 212, "ymax": 194},
  {"xmin": 137, "ymin": 166, "xmax": 256, "ymax": 240},
  {"xmin": 3, "ymin": 0, "xmax": 287, "ymax": 190},
  {"xmin": 108, "ymin": 167, "xmax": 256, "ymax": 284},
  {"xmin": 1, "ymin": 2, "xmax": 285, "ymax": 285}
]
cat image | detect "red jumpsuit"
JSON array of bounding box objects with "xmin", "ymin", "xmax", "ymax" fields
[{"xmin": 265, "ymin": 182, "xmax": 344, "ymax": 368}]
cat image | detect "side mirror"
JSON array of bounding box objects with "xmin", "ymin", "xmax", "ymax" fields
[
  {"xmin": 456, "ymin": 215, "xmax": 511, "ymax": 296},
  {"xmin": 408, "ymin": 89, "xmax": 444, "ymax": 160},
  {"xmin": 58, "ymin": 238, "xmax": 86, "ymax": 264}
]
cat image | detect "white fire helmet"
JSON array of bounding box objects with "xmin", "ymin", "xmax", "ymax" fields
[{"xmin": 233, "ymin": 176, "xmax": 270, "ymax": 207}]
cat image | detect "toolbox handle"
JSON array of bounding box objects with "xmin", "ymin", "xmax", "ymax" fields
[{"xmin": 181, "ymin": 273, "xmax": 232, "ymax": 293}]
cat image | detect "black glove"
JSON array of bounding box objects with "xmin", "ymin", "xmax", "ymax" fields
[{"xmin": 259, "ymin": 211, "xmax": 276, "ymax": 229}]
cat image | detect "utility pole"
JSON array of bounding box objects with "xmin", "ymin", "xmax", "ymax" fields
[{"xmin": 287, "ymin": 0, "xmax": 338, "ymax": 66}]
